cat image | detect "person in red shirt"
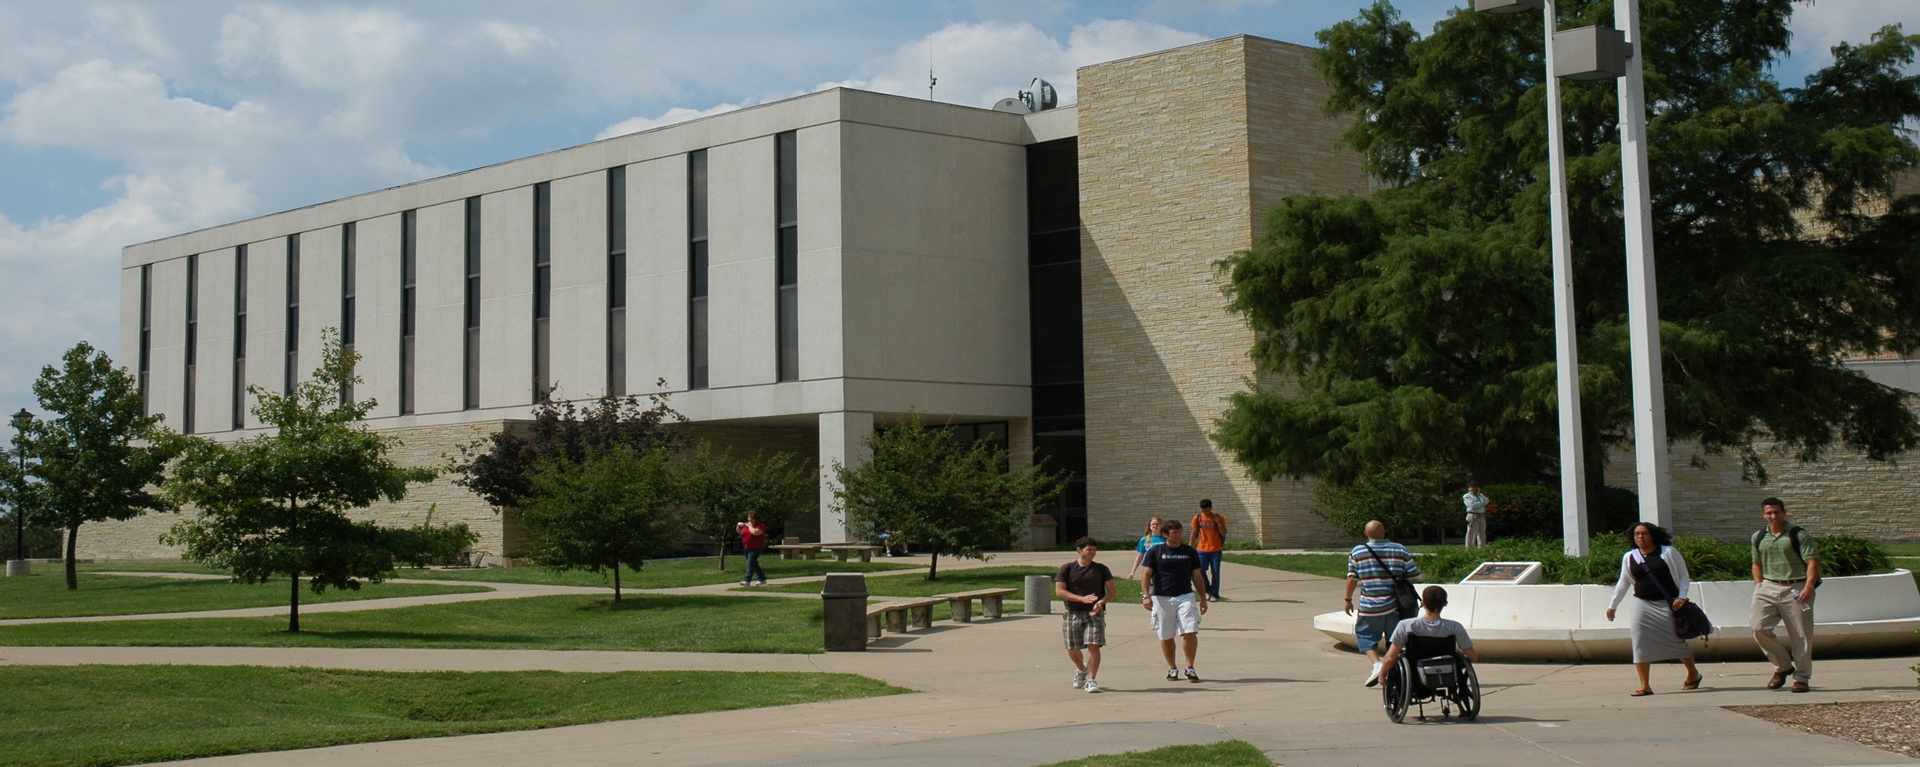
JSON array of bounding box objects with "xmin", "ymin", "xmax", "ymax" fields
[
  {"xmin": 1190, "ymin": 499, "xmax": 1228, "ymax": 601},
  {"xmin": 736, "ymin": 511, "xmax": 768, "ymax": 586}
]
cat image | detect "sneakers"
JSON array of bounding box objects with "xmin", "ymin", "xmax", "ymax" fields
[
  {"xmin": 1365, "ymin": 661, "xmax": 1383, "ymax": 688},
  {"xmin": 1072, "ymin": 671, "xmax": 1087, "ymax": 689},
  {"xmin": 1166, "ymin": 668, "xmax": 1180, "ymax": 682},
  {"xmin": 754, "ymin": 580, "xmax": 767, "ymax": 586},
  {"xmin": 1083, "ymin": 679, "xmax": 1102, "ymax": 693},
  {"xmin": 737, "ymin": 580, "xmax": 750, "ymax": 587},
  {"xmin": 1185, "ymin": 667, "xmax": 1200, "ymax": 683}
]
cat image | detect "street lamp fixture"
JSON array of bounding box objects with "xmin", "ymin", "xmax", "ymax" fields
[
  {"xmin": 1476, "ymin": 0, "xmax": 1671, "ymax": 545},
  {"xmin": 9, "ymin": 407, "xmax": 32, "ymax": 575}
]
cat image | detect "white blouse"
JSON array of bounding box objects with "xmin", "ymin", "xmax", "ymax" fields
[{"xmin": 1607, "ymin": 545, "xmax": 1692, "ymax": 610}]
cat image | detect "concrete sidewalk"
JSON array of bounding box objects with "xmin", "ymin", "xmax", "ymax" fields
[{"xmin": 6, "ymin": 552, "xmax": 1917, "ymax": 766}]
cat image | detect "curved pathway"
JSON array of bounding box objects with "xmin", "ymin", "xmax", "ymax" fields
[{"xmin": 3, "ymin": 553, "xmax": 1917, "ymax": 767}]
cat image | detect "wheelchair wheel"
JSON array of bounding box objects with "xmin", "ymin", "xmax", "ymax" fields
[
  {"xmin": 1382, "ymin": 660, "xmax": 1411, "ymax": 723},
  {"xmin": 1453, "ymin": 659, "xmax": 1481, "ymax": 721}
]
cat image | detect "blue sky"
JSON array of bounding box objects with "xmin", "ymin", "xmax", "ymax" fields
[{"xmin": 0, "ymin": 0, "xmax": 1910, "ymax": 437}]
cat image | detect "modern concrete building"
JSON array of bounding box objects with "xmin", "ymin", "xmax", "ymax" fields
[{"xmin": 96, "ymin": 33, "xmax": 1920, "ymax": 561}]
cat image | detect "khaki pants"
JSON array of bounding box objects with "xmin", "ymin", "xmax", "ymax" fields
[
  {"xmin": 1464, "ymin": 513, "xmax": 1486, "ymax": 549},
  {"xmin": 1749, "ymin": 580, "xmax": 1814, "ymax": 682}
]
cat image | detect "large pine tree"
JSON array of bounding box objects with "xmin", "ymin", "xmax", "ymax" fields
[{"xmin": 1214, "ymin": 1, "xmax": 1920, "ymax": 491}]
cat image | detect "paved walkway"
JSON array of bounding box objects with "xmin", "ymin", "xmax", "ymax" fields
[{"xmin": 5, "ymin": 552, "xmax": 1917, "ymax": 766}]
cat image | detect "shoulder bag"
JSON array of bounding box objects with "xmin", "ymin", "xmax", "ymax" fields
[
  {"xmin": 1631, "ymin": 548, "xmax": 1714, "ymax": 641},
  {"xmin": 1364, "ymin": 544, "xmax": 1420, "ymax": 622}
]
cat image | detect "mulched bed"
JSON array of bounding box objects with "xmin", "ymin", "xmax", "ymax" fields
[{"xmin": 1727, "ymin": 700, "xmax": 1920, "ymax": 757}]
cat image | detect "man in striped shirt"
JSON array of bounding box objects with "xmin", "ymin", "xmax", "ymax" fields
[{"xmin": 1344, "ymin": 520, "xmax": 1421, "ymax": 687}]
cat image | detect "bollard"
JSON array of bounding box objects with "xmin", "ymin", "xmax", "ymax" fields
[
  {"xmin": 5, "ymin": 559, "xmax": 29, "ymax": 577},
  {"xmin": 1025, "ymin": 574, "xmax": 1052, "ymax": 615},
  {"xmin": 821, "ymin": 572, "xmax": 869, "ymax": 652}
]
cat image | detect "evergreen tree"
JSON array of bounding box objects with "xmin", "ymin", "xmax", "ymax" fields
[{"xmin": 1215, "ymin": 1, "xmax": 1920, "ymax": 493}]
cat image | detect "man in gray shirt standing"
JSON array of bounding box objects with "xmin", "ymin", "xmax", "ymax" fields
[{"xmin": 1462, "ymin": 484, "xmax": 1489, "ymax": 549}]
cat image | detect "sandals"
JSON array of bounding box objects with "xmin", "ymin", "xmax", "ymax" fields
[
  {"xmin": 1630, "ymin": 689, "xmax": 1654, "ymax": 697},
  {"xmin": 1682, "ymin": 674, "xmax": 1703, "ymax": 690}
]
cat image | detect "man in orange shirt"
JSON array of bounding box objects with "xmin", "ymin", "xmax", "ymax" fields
[{"xmin": 1190, "ymin": 499, "xmax": 1228, "ymax": 601}]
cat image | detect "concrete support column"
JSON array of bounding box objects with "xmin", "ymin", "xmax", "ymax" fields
[{"xmin": 818, "ymin": 411, "xmax": 873, "ymax": 543}]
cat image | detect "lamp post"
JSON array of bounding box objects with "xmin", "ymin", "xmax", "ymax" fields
[
  {"xmin": 8, "ymin": 407, "xmax": 31, "ymax": 577},
  {"xmin": 1474, "ymin": 0, "xmax": 1589, "ymax": 555},
  {"xmin": 1478, "ymin": 0, "xmax": 1671, "ymax": 536}
]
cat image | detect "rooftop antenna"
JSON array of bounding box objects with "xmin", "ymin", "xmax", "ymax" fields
[{"xmin": 928, "ymin": 38, "xmax": 937, "ymax": 101}]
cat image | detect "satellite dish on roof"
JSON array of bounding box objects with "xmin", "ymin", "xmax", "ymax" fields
[
  {"xmin": 1018, "ymin": 78, "xmax": 1057, "ymax": 112},
  {"xmin": 992, "ymin": 97, "xmax": 1030, "ymax": 114}
]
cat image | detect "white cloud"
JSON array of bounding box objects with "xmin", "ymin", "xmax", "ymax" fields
[
  {"xmin": 597, "ymin": 103, "xmax": 748, "ymax": 140},
  {"xmin": 1785, "ymin": 0, "xmax": 1920, "ymax": 82}
]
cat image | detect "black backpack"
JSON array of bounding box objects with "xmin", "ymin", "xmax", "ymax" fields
[{"xmin": 1751, "ymin": 525, "xmax": 1821, "ymax": 589}]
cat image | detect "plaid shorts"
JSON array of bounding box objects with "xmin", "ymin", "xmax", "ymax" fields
[{"xmin": 1062, "ymin": 609, "xmax": 1107, "ymax": 650}]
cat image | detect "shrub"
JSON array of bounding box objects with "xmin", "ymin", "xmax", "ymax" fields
[
  {"xmin": 1314, "ymin": 460, "xmax": 1460, "ymax": 543},
  {"xmin": 1479, "ymin": 484, "xmax": 1640, "ymax": 541},
  {"xmin": 1411, "ymin": 531, "xmax": 1890, "ymax": 586},
  {"xmin": 1813, "ymin": 534, "xmax": 1891, "ymax": 578}
]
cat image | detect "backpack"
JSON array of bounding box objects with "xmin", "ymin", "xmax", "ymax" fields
[{"xmin": 1752, "ymin": 525, "xmax": 1821, "ymax": 589}]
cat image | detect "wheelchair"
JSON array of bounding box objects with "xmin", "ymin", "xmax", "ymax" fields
[{"xmin": 1380, "ymin": 634, "xmax": 1481, "ymax": 723}]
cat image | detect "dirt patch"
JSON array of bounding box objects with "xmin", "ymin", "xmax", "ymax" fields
[{"xmin": 1727, "ymin": 700, "xmax": 1920, "ymax": 757}]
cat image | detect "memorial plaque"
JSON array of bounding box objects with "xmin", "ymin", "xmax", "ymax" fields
[{"xmin": 1461, "ymin": 561, "xmax": 1543, "ymax": 585}]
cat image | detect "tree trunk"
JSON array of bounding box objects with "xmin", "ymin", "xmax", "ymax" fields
[
  {"xmin": 926, "ymin": 550, "xmax": 940, "ymax": 580},
  {"xmin": 64, "ymin": 526, "xmax": 79, "ymax": 590},
  {"xmin": 718, "ymin": 545, "xmax": 728, "ymax": 571},
  {"xmin": 288, "ymin": 569, "xmax": 301, "ymax": 633},
  {"xmin": 612, "ymin": 560, "xmax": 622, "ymax": 603}
]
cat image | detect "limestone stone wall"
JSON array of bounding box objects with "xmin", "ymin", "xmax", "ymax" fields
[
  {"xmin": 1603, "ymin": 442, "xmax": 1920, "ymax": 543},
  {"xmin": 1077, "ymin": 35, "xmax": 1366, "ymax": 547},
  {"xmin": 76, "ymin": 421, "xmax": 512, "ymax": 562}
]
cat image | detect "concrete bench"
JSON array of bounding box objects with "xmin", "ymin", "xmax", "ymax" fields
[
  {"xmin": 818, "ymin": 543, "xmax": 885, "ymax": 563},
  {"xmin": 865, "ymin": 598, "xmax": 942, "ymax": 639},
  {"xmin": 934, "ymin": 588, "xmax": 1020, "ymax": 623},
  {"xmin": 770, "ymin": 544, "xmax": 821, "ymax": 560}
]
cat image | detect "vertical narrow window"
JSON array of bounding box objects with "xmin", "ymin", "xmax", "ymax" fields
[
  {"xmin": 339, "ymin": 223, "xmax": 356, "ymax": 405},
  {"xmin": 138, "ymin": 265, "xmax": 153, "ymax": 412},
  {"xmin": 465, "ymin": 196, "xmax": 482, "ymax": 410},
  {"xmin": 775, "ymin": 131, "xmax": 799, "ymax": 382},
  {"xmin": 688, "ymin": 150, "xmax": 709, "ymax": 390},
  {"xmin": 532, "ymin": 184, "xmax": 551, "ymax": 402},
  {"xmin": 183, "ymin": 254, "xmax": 199, "ymax": 434},
  {"xmin": 400, "ymin": 209, "xmax": 417, "ymax": 415},
  {"xmin": 283, "ymin": 234, "xmax": 300, "ymax": 394},
  {"xmin": 606, "ymin": 167, "xmax": 627, "ymax": 397},
  {"xmin": 232, "ymin": 245, "xmax": 248, "ymax": 429}
]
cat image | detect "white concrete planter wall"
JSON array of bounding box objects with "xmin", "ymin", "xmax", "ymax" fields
[{"xmin": 1313, "ymin": 570, "xmax": 1920, "ymax": 662}]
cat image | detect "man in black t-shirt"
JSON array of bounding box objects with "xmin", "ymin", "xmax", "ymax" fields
[
  {"xmin": 1054, "ymin": 536, "xmax": 1116, "ymax": 693},
  {"xmin": 1140, "ymin": 520, "xmax": 1208, "ymax": 683}
]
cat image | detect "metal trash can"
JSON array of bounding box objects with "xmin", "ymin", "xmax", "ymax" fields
[{"xmin": 821, "ymin": 572, "xmax": 869, "ymax": 652}]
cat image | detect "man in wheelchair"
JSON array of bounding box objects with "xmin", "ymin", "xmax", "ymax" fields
[{"xmin": 1378, "ymin": 585, "xmax": 1482, "ymax": 722}]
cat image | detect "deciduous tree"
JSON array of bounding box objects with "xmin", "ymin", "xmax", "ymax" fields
[
  {"xmin": 163, "ymin": 333, "xmax": 438, "ymax": 631},
  {"xmin": 14, "ymin": 342, "xmax": 178, "ymax": 590},
  {"xmin": 516, "ymin": 444, "xmax": 684, "ymax": 601},
  {"xmin": 835, "ymin": 414, "xmax": 1066, "ymax": 580},
  {"xmin": 1215, "ymin": 1, "xmax": 1920, "ymax": 496},
  {"xmin": 679, "ymin": 443, "xmax": 813, "ymax": 571}
]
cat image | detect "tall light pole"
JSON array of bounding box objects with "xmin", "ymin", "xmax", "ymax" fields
[
  {"xmin": 8, "ymin": 407, "xmax": 32, "ymax": 577},
  {"xmin": 1474, "ymin": 0, "xmax": 1589, "ymax": 555},
  {"xmin": 1614, "ymin": 0, "xmax": 1672, "ymax": 528}
]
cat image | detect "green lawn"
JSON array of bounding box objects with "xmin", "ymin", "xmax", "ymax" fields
[
  {"xmin": 1223, "ymin": 553, "xmax": 1352, "ymax": 579},
  {"xmin": 1037, "ymin": 740, "xmax": 1272, "ymax": 767},
  {"xmin": 2, "ymin": 665, "xmax": 906, "ymax": 767},
  {"xmin": 395, "ymin": 555, "xmax": 917, "ymax": 588},
  {"xmin": 75, "ymin": 561, "xmax": 231, "ymax": 575},
  {"xmin": 0, "ymin": 593, "xmax": 829, "ymax": 652},
  {"xmin": 0, "ymin": 573, "xmax": 489, "ymax": 619},
  {"xmin": 1883, "ymin": 543, "xmax": 1920, "ymax": 556}
]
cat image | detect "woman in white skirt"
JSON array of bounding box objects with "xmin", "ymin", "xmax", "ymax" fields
[{"xmin": 1604, "ymin": 522, "xmax": 1704, "ymax": 696}]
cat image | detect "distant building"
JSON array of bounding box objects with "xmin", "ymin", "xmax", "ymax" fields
[{"xmin": 96, "ymin": 35, "xmax": 1920, "ymax": 560}]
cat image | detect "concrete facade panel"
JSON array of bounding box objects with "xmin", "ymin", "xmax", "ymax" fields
[
  {"xmin": 299, "ymin": 226, "xmax": 344, "ymax": 385},
  {"xmin": 192, "ymin": 248, "xmax": 237, "ymax": 435},
  {"xmin": 817, "ymin": 410, "xmax": 873, "ymax": 542},
  {"xmin": 413, "ymin": 200, "xmax": 467, "ymax": 415},
  {"xmin": 146, "ymin": 257, "xmax": 187, "ymax": 432},
  {"xmin": 118, "ymin": 267, "xmax": 142, "ymax": 397},
  {"xmin": 708, "ymin": 136, "xmax": 779, "ymax": 389},
  {"xmin": 549, "ymin": 171, "xmax": 610, "ymax": 401},
  {"xmin": 480, "ymin": 186, "xmax": 535, "ymax": 408},
  {"xmin": 242, "ymin": 236, "xmax": 287, "ymax": 409},
  {"xmin": 630, "ymin": 154, "xmax": 691, "ymax": 392},
  {"xmin": 796, "ymin": 123, "xmax": 844, "ymax": 381},
  {"xmin": 357, "ymin": 213, "xmax": 404, "ymax": 419}
]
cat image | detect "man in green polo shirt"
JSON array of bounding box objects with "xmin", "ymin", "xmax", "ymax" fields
[{"xmin": 1749, "ymin": 496, "xmax": 1819, "ymax": 693}]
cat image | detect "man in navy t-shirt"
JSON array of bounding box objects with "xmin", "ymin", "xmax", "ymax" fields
[{"xmin": 1140, "ymin": 520, "xmax": 1209, "ymax": 682}]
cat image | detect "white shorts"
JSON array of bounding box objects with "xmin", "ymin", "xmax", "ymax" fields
[{"xmin": 1150, "ymin": 593, "xmax": 1202, "ymax": 640}]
